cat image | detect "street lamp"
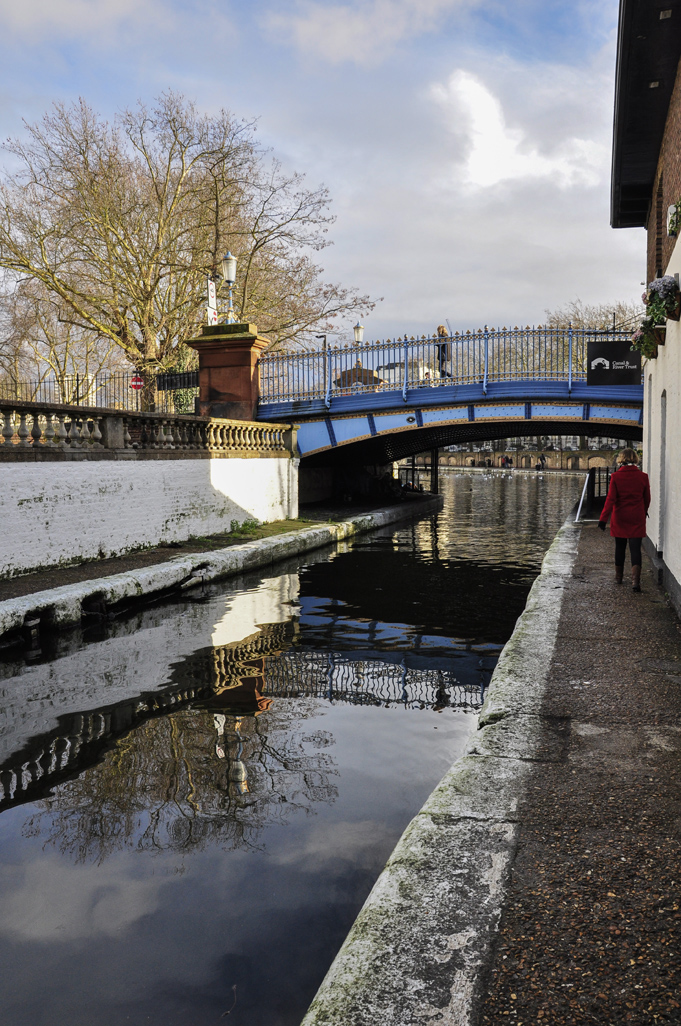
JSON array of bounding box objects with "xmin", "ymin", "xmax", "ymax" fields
[
  {"xmin": 353, "ymin": 322, "xmax": 364, "ymax": 344},
  {"xmin": 220, "ymin": 251, "xmax": 237, "ymax": 323}
]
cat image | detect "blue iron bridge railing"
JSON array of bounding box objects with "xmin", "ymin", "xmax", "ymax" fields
[{"xmin": 258, "ymin": 325, "xmax": 637, "ymax": 409}]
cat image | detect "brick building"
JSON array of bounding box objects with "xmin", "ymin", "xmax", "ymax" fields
[{"xmin": 612, "ymin": 0, "xmax": 681, "ymax": 611}]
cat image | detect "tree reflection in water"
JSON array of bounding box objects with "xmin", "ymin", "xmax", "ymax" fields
[
  {"xmin": 22, "ymin": 649, "xmax": 340, "ymax": 862},
  {"xmin": 10, "ymin": 601, "xmax": 485, "ymax": 865}
]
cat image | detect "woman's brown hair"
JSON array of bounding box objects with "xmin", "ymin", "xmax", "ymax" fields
[{"xmin": 617, "ymin": 448, "xmax": 639, "ymax": 465}]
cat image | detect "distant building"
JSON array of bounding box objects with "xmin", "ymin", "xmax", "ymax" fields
[{"xmin": 611, "ymin": 0, "xmax": 681, "ymax": 613}]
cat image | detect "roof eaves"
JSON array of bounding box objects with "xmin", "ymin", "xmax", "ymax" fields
[{"xmin": 611, "ymin": 0, "xmax": 681, "ymax": 229}]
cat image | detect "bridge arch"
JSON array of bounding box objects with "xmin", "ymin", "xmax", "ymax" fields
[{"xmin": 293, "ymin": 409, "xmax": 642, "ymax": 467}]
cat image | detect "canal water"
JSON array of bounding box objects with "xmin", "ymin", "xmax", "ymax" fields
[{"xmin": 0, "ymin": 470, "xmax": 579, "ymax": 1026}]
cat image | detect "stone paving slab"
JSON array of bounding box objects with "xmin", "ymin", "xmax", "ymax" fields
[
  {"xmin": 464, "ymin": 714, "xmax": 569, "ymax": 765},
  {"xmin": 419, "ymin": 756, "xmax": 533, "ymax": 823}
]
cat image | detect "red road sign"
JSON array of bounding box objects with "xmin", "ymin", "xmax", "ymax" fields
[{"xmin": 130, "ymin": 375, "xmax": 144, "ymax": 391}]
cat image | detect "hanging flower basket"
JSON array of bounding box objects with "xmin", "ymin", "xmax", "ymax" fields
[
  {"xmin": 631, "ymin": 320, "xmax": 660, "ymax": 359},
  {"xmin": 654, "ymin": 325, "xmax": 667, "ymax": 345},
  {"xmin": 644, "ymin": 275, "xmax": 681, "ymax": 321}
]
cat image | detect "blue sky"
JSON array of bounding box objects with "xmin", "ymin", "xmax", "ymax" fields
[{"xmin": 0, "ymin": 0, "xmax": 644, "ymax": 341}]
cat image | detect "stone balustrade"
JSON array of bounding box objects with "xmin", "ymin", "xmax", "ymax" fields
[{"xmin": 0, "ymin": 399, "xmax": 294, "ymax": 461}]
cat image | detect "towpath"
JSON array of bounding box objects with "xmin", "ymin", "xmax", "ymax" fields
[{"xmin": 480, "ymin": 523, "xmax": 681, "ymax": 1024}]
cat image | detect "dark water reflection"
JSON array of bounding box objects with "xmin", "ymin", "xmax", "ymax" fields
[{"xmin": 0, "ymin": 470, "xmax": 579, "ymax": 1026}]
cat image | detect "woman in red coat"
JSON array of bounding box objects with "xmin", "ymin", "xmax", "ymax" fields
[{"xmin": 598, "ymin": 449, "xmax": 651, "ymax": 592}]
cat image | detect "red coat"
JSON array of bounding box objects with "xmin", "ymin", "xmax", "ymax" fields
[{"xmin": 600, "ymin": 465, "xmax": 650, "ymax": 538}]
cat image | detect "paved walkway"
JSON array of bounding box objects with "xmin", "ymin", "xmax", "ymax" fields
[{"xmin": 480, "ymin": 523, "xmax": 681, "ymax": 1025}]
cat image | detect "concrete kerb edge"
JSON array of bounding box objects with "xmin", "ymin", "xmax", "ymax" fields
[
  {"xmin": 0, "ymin": 497, "xmax": 443, "ymax": 641},
  {"xmin": 299, "ymin": 515, "xmax": 582, "ymax": 1026}
]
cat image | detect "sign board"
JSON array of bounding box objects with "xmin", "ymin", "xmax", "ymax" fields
[
  {"xmin": 130, "ymin": 375, "xmax": 144, "ymax": 391},
  {"xmin": 207, "ymin": 278, "xmax": 217, "ymax": 310},
  {"xmin": 586, "ymin": 340, "xmax": 641, "ymax": 386},
  {"xmin": 206, "ymin": 306, "xmax": 218, "ymax": 326}
]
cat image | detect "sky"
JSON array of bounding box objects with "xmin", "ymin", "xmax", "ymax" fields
[{"xmin": 0, "ymin": 0, "xmax": 645, "ymax": 342}]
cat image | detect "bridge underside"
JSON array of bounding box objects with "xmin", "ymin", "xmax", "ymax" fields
[
  {"xmin": 284, "ymin": 394, "xmax": 642, "ymax": 466},
  {"xmin": 259, "ymin": 384, "xmax": 643, "ymax": 466},
  {"xmin": 299, "ymin": 420, "xmax": 641, "ymax": 465}
]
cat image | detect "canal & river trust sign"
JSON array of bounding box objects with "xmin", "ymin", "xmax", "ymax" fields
[{"xmin": 587, "ymin": 340, "xmax": 641, "ymax": 386}]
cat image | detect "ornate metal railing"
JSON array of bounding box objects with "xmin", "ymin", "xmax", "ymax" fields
[
  {"xmin": 0, "ymin": 399, "xmax": 292, "ymax": 460},
  {"xmin": 0, "ymin": 370, "xmax": 199, "ymax": 413},
  {"xmin": 258, "ymin": 326, "xmax": 634, "ymax": 406},
  {"xmin": 263, "ymin": 650, "xmax": 486, "ymax": 709}
]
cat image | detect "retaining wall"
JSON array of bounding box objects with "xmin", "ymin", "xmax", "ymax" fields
[
  {"xmin": 0, "ymin": 497, "xmax": 442, "ymax": 641},
  {"xmin": 1, "ymin": 457, "xmax": 298, "ymax": 578}
]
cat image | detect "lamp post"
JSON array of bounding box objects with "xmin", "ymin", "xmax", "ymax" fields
[
  {"xmin": 353, "ymin": 322, "xmax": 364, "ymax": 345},
  {"xmin": 220, "ymin": 251, "xmax": 237, "ymax": 323}
]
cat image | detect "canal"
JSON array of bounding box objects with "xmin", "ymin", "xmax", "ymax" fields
[{"xmin": 0, "ymin": 470, "xmax": 580, "ymax": 1026}]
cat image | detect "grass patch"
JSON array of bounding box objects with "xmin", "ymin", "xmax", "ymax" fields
[{"xmin": 164, "ymin": 517, "xmax": 336, "ymax": 553}]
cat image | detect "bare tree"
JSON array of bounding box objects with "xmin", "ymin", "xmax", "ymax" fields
[
  {"xmin": 0, "ymin": 93, "xmax": 374, "ymax": 390},
  {"xmin": 544, "ymin": 298, "xmax": 643, "ymax": 331},
  {"xmin": 0, "ymin": 282, "xmax": 34, "ymax": 395},
  {"xmin": 0, "ymin": 276, "xmax": 123, "ymax": 401}
]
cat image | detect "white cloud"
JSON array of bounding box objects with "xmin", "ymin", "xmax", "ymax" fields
[
  {"xmin": 264, "ymin": 0, "xmax": 473, "ymax": 65},
  {"xmin": 431, "ymin": 70, "xmax": 607, "ymax": 189},
  {"xmin": 274, "ymin": 819, "xmax": 394, "ymax": 870},
  {"xmin": 0, "ymin": 857, "xmax": 166, "ymax": 940},
  {"xmin": 268, "ymin": 42, "xmax": 641, "ymax": 339},
  {"xmin": 0, "ymin": 0, "xmax": 163, "ymax": 36}
]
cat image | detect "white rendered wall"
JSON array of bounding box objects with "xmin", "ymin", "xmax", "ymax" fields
[
  {"xmin": 644, "ymin": 240, "xmax": 681, "ymax": 589},
  {"xmin": 1, "ymin": 457, "xmax": 299, "ymax": 578}
]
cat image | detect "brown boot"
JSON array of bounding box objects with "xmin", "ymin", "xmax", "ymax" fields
[
  {"xmin": 615, "ymin": 566, "xmax": 623, "ymax": 585},
  {"xmin": 632, "ymin": 565, "xmax": 642, "ymax": 593}
]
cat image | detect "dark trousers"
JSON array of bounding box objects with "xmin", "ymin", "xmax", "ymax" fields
[
  {"xmin": 437, "ymin": 344, "xmax": 451, "ymax": 377},
  {"xmin": 614, "ymin": 537, "xmax": 642, "ymax": 567}
]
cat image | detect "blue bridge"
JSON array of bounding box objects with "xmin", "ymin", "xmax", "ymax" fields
[{"xmin": 257, "ymin": 326, "xmax": 643, "ymax": 464}]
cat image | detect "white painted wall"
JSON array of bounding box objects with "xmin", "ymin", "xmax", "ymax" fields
[
  {"xmin": 643, "ymin": 241, "xmax": 681, "ymax": 591},
  {"xmin": 1, "ymin": 457, "xmax": 299, "ymax": 578}
]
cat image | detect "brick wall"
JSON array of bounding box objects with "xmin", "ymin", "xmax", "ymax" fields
[{"xmin": 647, "ymin": 54, "xmax": 681, "ymax": 282}]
